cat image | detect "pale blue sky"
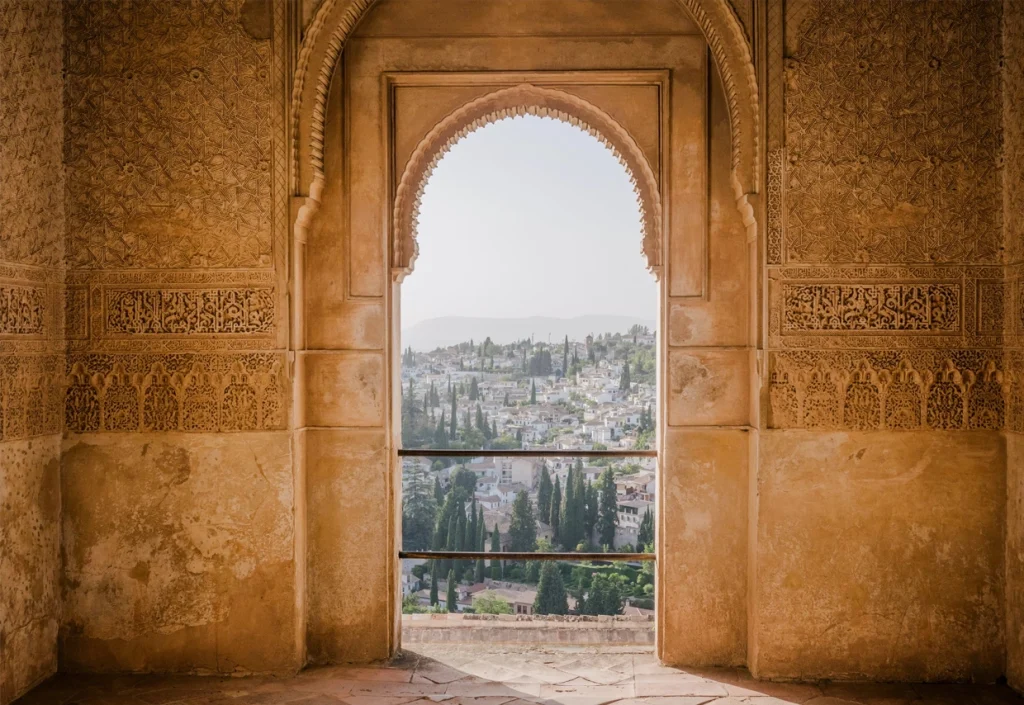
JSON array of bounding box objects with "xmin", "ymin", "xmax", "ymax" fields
[{"xmin": 401, "ymin": 115, "xmax": 657, "ymax": 327}]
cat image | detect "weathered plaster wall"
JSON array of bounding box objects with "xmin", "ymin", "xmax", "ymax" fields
[
  {"xmin": 0, "ymin": 0, "xmax": 65, "ymax": 702},
  {"xmin": 60, "ymin": 433, "xmax": 296, "ymax": 674},
  {"xmin": 756, "ymin": 431, "xmax": 1005, "ymax": 682},
  {"xmin": 59, "ymin": 0, "xmax": 299, "ymax": 675},
  {"xmin": 759, "ymin": 0, "xmax": 1006, "ymax": 681},
  {"xmin": 1004, "ymin": 0, "xmax": 1024, "ymax": 692}
]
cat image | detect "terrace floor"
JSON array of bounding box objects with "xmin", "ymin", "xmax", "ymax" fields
[{"xmin": 18, "ymin": 645, "xmax": 1024, "ymax": 705}]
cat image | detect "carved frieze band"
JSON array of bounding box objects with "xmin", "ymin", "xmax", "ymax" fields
[
  {"xmin": 0, "ymin": 285, "xmax": 46, "ymax": 335},
  {"xmin": 104, "ymin": 287, "xmax": 275, "ymax": 336},
  {"xmin": 65, "ymin": 353, "xmax": 287, "ymax": 434},
  {"xmin": 782, "ymin": 283, "xmax": 960, "ymax": 334},
  {"xmin": 769, "ymin": 267, "xmax": 1003, "ymax": 350},
  {"xmin": 0, "ymin": 354, "xmax": 64, "ymax": 441},
  {"xmin": 769, "ymin": 350, "xmax": 1006, "ymax": 431}
]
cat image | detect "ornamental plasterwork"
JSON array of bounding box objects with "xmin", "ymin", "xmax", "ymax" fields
[
  {"xmin": 65, "ymin": 353, "xmax": 287, "ymax": 433},
  {"xmin": 0, "ymin": 355, "xmax": 64, "ymax": 442},
  {"xmin": 0, "ymin": 0, "xmax": 64, "ymax": 268},
  {"xmin": 63, "ymin": 0, "xmax": 285, "ymax": 270},
  {"xmin": 782, "ymin": 0, "xmax": 1002, "ymax": 265},
  {"xmin": 1004, "ymin": 0, "xmax": 1024, "ymax": 266},
  {"xmin": 769, "ymin": 350, "xmax": 1005, "ymax": 431},
  {"xmin": 104, "ymin": 288, "xmax": 276, "ymax": 336},
  {"xmin": 781, "ymin": 283, "xmax": 959, "ymax": 334}
]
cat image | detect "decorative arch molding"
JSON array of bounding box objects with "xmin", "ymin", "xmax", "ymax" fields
[
  {"xmin": 391, "ymin": 84, "xmax": 663, "ymax": 282},
  {"xmin": 291, "ymin": 0, "xmax": 760, "ymax": 240}
]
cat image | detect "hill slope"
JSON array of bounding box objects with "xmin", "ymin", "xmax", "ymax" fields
[{"xmin": 401, "ymin": 315, "xmax": 656, "ymax": 351}]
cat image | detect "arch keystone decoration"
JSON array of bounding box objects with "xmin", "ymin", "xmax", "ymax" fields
[{"xmin": 391, "ymin": 84, "xmax": 663, "ymax": 282}]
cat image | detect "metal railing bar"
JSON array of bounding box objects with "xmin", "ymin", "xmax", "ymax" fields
[
  {"xmin": 398, "ymin": 449, "xmax": 657, "ymax": 458},
  {"xmin": 399, "ymin": 551, "xmax": 655, "ymax": 561}
]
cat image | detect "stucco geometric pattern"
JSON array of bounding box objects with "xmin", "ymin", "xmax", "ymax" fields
[
  {"xmin": 65, "ymin": 353, "xmax": 287, "ymax": 433},
  {"xmin": 104, "ymin": 288, "xmax": 275, "ymax": 336},
  {"xmin": 0, "ymin": 355, "xmax": 64, "ymax": 442},
  {"xmin": 0, "ymin": 0, "xmax": 64, "ymax": 268},
  {"xmin": 784, "ymin": 0, "xmax": 1002, "ymax": 265},
  {"xmin": 769, "ymin": 350, "xmax": 1005, "ymax": 431},
  {"xmin": 1006, "ymin": 0, "xmax": 1024, "ymax": 265},
  {"xmin": 782, "ymin": 283, "xmax": 959, "ymax": 333},
  {"xmin": 64, "ymin": 0, "xmax": 275, "ymax": 269}
]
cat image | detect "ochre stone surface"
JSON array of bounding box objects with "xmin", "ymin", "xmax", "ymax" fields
[
  {"xmin": 1008, "ymin": 434, "xmax": 1024, "ymax": 693},
  {"xmin": 659, "ymin": 429, "xmax": 748, "ymax": 667},
  {"xmin": 0, "ymin": 437, "xmax": 61, "ymax": 704},
  {"xmin": 59, "ymin": 433, "xmax": 299, "ymax": 675},
  {"xmin": 755, "ymin": 431, "xmax": 1005, "ymax": 682},
  {"xmin": 0, "ymin": 0, "xmax": 64, "ymax": 702},
  {"xmin": 305, "ymin": 429, "xmax": 392, "ymax": 664}
]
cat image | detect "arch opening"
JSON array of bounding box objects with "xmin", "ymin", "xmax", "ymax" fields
[{"xmin": 391, "ymin": 85, "xmax": 663, "ymax": 283}]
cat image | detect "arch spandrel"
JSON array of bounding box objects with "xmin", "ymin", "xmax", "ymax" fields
[
  {"xmin": 292, "ymin": 0, "xmax": 760, "ymax": 239},
  {"xmin": 391, "ymin": 84, "xmax": 662, "ymax": 283}
]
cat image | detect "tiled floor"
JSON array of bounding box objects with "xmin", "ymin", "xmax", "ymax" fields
[{"xmin": 17, "ymin": 645, "xmax": 1024, "ymax": 705}]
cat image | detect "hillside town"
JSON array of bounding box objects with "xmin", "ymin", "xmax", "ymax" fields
[{"xmin": 400, "ymin": 327, "xmax": 657, "ymax": 616}]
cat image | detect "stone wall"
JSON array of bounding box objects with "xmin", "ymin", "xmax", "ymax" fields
[
  {"xmin": 0, "ymin": 0, "xmax": 65, "ymax": 702},
  {"xmin": 58, "ymin": 0, "xmax": 300, "ymax": 675},
  {"xmin": 758, "ymin": 0, "xmax": 1006, "ymax": 682},
  {"xmin": 1004, "ymin": 0, "xmax": 1024, "ymax": 693}
]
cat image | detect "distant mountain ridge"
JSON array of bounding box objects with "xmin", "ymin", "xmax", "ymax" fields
[{"xmin": 401, "ymin": 315, "xmax": 656, "ymax": 352}]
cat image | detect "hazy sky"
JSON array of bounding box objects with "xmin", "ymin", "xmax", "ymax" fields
[{"xmin": 401, "ymin": 115, "xmax": 657, "ymax": 327}]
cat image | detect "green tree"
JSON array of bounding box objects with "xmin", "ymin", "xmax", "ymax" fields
[
  {"xmin": 446, "ymin": 569, "xmax": 457, "ymax": 612},
  {"xmin": 469, "ymin": 376, "xmax": 479, "ymax": 400},
  {"xmin": 503, "ymin": 392, "xmax": 510, "ymax": 407},
  {"xmin": 450, "ymin": 466, "xmax": 477, "ymax": 494},
  {"xmin": 474, "ymin": 593, "xmax": 512, "ymax": 614},
  {"xmin": 450, "ymin": 388, "xmax": 458, "ymax": 437},
  {"xmin": 598, "ymin": 469, "xmax": 618, "ymax": 548},
  {"xmin": 490, "ymin": 524, "xmax": 503, "ymax": 580},
  {"xmin": 401, "ymin": 470, "xmax": 437, "ymax": 551},
  {"xmin": 530, "ymin": 380, "xmax": 537, "ymax": 404},
  {"xmin": 435, "ymin": 411, "xmax": 449, "ymax": 447},
  {"xmin": 434, "ymin": 475, "xmax": 445, "ymax": 504},
  {"xmin": 508, "ymin": 490, "xmax": 537, "ymax": 552},
  {"xmin": 537, "ymin": 464, "xmax": 553, "ymax": 522},
  {"xmin": 549, "ymin": 476, "xmax": 561, "ymax": 545},
  {"xmin": 637, "ymin": 508, "xmax": 654, "ymax": 551},
  {"xmin": 429, "ymin": 561, "xmax": 439, "ymax": 605},
  {"xmin": 533, "ymin": 562, "xmax": 569, "ymax": 615},
  {"xmin": 581, "ymin": 573, "xmax": 625, "ymax": 615},
  {"xmin": 475, "ymin": 404, "xmax": 485, "ymax": 431},
  {"xmin": 562, "ymin": 335, "xmax": 569, "ymax": 376},
  {"xmin": 619, "ymin": 361, "xmax": 631, "ymax": 391},
  {"xmin": 584, "ymin": 480, "xmax": 599, "ymax": 544}
]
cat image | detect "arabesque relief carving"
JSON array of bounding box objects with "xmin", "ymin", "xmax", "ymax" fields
[
  {"xmin": 0, "ymin": 355, "xmax": 64, "ymax": 442},
  {"xmin": 769, "ymin": 351, "xmax": 1005, "ymax": 431},
  {"xmin": 782, "ymin": 0, "xmax": 1002, "ymax": 265},
  {"xmin": 0, "ymin": 0, "xmax": 64, "ymax": 268},
  {"xmin": 65, "ymin": 354, "xmax": 287, "ymax": 433},
  {"xmin": 104, "ymin": 288, "xmax": 276, "ymax": 336},
  {"xmin": 63, "ymin": 0, "xmax": 279, "ymax": 270},
  {"xmin": 0, "ymin": 286, "xmax": 47, "ymax": 335},
  {"xmin": 782, "ymin": 283, "xmax": 959, "ymax": 334}
]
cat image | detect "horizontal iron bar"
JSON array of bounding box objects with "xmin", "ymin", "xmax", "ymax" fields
[
  {"xmin": 398, "ymin": 449, "xmax": 657, "ymax": 458},
  {"xmin": 399, "ymin": 551, "xmax": 654, "ymax": 561}
]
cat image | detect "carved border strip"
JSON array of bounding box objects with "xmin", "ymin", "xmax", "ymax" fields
[{"xmin": 769, "ymin": 350, "xmax": 1005, "ymax": 431}]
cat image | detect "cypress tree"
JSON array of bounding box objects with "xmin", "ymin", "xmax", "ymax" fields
[
  {"xmin": 450, "ymin": 388, "xmax": 457, "ymax": 438},
  {"xmin": 434, "ymin": 475, "xmax": 444, "ymax": 504},
  {"xmin": 508, "ymin": 490, "xmax": 537, "ymax": 552},
  {"xmin": 503, "ymin": 391, "xmax": 510, "ymax": 407},
  {"xmin": 561, "ymin": 466, "xmax": 577, "ymax": 550},
  {"xmin": 445, "ymin": 513, "xmax": 458, "ymax": 576},
  {"xmin": 469, "ymin": 497, "xmax": 478, "ymax": 552},
  {"xmin": 470, "ymin": 377, "xmax": 479, "ymax": 400},
  {"xmin": 429, "ymin": 561, "xmax": 439, "ymax": 605},
  {"xmin": 446, "ymin": 569, "xmax": 457, "ymax": 612},
  {"xmin": 598, "ymin": 469, "xmax": 618, "ymax": 548},
  {"xmin": 584, "ymin": 480, "xmax": 599, "ymax": 544},
  {"xmin": 490, "ymin": 524, "xmax": 503, "ymax": 580},
  {"xmin": 550, "ymin": 476, "xmax": 561, "ymax": 545},
  {"xmin": 619, "ymin": 361, "xmax": 631, "ymax": 391},
  {"xmin": 562, "ymin": 335, "xmax": 569, "ymax": 376},
  {"xmin": 637, "ymin": 508, "xmax": 654, "ymax": 551},
  {"xmin": 533, "ymin": 562, "xmax": 569, "ymax": 615},
  {"xmin": 475, "ymin": 404, "xmax": 484, "ymax": 431},
  {"xmin": 491, "ymin": 420, "xmax": 498, "ymax": 438},
  {"xmin": 530, "ymin": 380, "xmax": 537, "ymax": 404},
  {"xmin": 454, "ymin": 508, "xmax": 466, "ymax": 578},
  {"xmin": 537, "ymin": 464, "xmax": 552, "ymax": 522}
]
